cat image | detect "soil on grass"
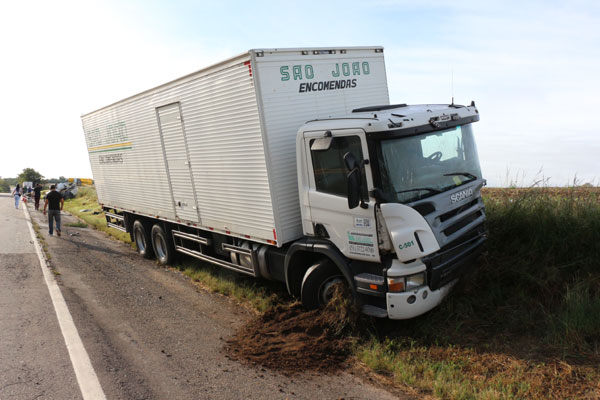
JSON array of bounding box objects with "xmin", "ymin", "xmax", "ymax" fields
[{"xmin": 225, "ymin": 285, "xmax": 362, "ymax": 375}]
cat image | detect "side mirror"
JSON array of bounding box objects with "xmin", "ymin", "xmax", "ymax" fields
[
  {"xmin": 347, "ymin": 169, "xmax": 360, "ymax": 209},
  {"xmin": 343, "ymin": 152, "xmax": 358, "ymax": 171}
]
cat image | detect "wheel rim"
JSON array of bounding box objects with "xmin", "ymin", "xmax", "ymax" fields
[
  {"xmin": 154, "ymin": 234, "xmax": 167, "ymax": 260},
  {"xmin": 134, "ymin": 229, "xmax": 145, "ymax": 251},
  {"xmin": 319, "ymin": 276, "xmax": 344, "ymax": 305}
]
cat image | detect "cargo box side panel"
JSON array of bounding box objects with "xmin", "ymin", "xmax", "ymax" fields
[
  {"xmin": 82, "ymin": 105, "xmax": 175, "ymax": 219},
  {"xmin": 180, "ymin": 60, "xmax": 276, "ymax": 241},
  {"xmin": 255, "ymin": 48, "xmax": 389, "ymax": 244},
  {"xmin": 83, "ymin": 55, "xmax": 276, "ymax": 241}
]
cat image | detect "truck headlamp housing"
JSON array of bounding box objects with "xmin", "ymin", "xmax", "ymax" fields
[
  {"xmin": 406, "ymin": 272, "xmax": 426, "ymax": 289},
  {"xmin": 387, "ymin": 272, "xmax": 427, "ymax": 293}
]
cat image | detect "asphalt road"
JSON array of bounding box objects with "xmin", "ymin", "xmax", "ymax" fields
[
  {"xmin": 0, "ymin": 195, "xmax": 407, "ymax": 400},
  {"xmin": 0, "ymin": 194, "xmax": 81, "ymax": 399}
]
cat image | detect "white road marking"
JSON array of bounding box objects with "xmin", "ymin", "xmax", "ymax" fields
[{"xmin": 23, "ymin": 206, "xmax": 107, "ymax": 400}]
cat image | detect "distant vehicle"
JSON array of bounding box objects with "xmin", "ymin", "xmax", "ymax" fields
[
  {"xmin": 57, "ymin": 182, "xmax": 78, "ymax": 199},
  {"xmin": 81, "ymin": 47, "xmax": 486, "ymax": 319},
  {"xmin": 67, "ymin": 178, "xmax": 94, "ymax": 186}
]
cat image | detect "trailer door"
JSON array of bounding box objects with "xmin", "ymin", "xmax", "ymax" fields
[{"xmin": 156, "ymin": 103, "xmax": 200, "ymax": 222}]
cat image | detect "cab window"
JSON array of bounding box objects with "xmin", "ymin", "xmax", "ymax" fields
[{"xmin": 310, "ymin": 135, "xmax": 365, "ymax": 197}]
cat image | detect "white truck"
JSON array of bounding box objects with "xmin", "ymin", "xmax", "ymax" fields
[{"xmin": 81, "ymin": 47, "xmax": 486, "ymax": 319}]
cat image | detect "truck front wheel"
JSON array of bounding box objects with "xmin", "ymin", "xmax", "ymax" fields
[
  {"xmin": 133, "ymin": 220, "xmax": 154, "ymax": 259},
  {"xmin": 151, "ymin": 224, "xmax": 175, "ymax": 265},
  {"xmin": 300, "ymin": 259, "xmax": 345, "ymax": 309}
]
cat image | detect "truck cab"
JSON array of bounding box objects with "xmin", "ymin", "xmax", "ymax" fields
[{"xmin": 296, "ymin": 103, "xmax": 486, "ymax": 319}]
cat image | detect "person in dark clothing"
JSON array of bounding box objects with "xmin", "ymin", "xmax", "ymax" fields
[
  {"xmin": 33, "ymin": 184, "xmax": 42, "ymax": 211},
  {"xmin": 43, "ymin": 185, "xmax": 64, "ymax": 236}
]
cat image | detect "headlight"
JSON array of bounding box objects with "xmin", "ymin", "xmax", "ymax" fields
[
  {"xmin": 406, "ymin": 272, "xmax": 426, "ymax": 289},
  {"xmin": 387, "ymin": 272, "xmax": 427, "ymax": 292}
]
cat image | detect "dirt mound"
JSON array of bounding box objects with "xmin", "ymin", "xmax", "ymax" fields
[{"xmin": 225, "ymin": 285, "xmax": 361, "ymax": 375}]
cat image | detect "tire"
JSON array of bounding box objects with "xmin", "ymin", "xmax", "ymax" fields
[
  {"xmin": 300, "ymin": 259, "xmax": 345, "ymax": 309},
  {"xmin": 133, "ymin": 220, "xmax": 154, "ymax": 259},
  {"xmin": 151, "ymin": 224, "xmax": 175, "ymax": 265}
]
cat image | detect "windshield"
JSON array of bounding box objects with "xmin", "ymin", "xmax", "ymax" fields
[{"xmin": 377, "ymin": 124, "xmax": 482, "ymax": 203}]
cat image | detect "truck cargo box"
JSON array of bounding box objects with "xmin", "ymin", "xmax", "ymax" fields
[{"xmin": 81, "ymin": 47, "xmax": 389, "ymax": 246}]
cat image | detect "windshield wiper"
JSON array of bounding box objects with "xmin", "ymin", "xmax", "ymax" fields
[
  {"xmin": 396, "ymin": 187, "xmax": 442, "ymax": 195},
  {"xmin": 444, "ymin": 172, "xmax": 477, "ymax": 181}
]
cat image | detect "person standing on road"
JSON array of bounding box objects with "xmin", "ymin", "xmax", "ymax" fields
[
  {"xmin": 43, "ymin": 185, "xmax": 64, "ymax": 236},
  {"xmin": 33, "ymin": 183, "xmax": 42, "ymax": 211},
  {"xmin": 12, "ymin": 183, "xmax": 22, "ymax": 209}
]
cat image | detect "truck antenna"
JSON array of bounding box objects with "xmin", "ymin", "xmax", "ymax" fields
[{"xmin": 451, "ymin": 65, "xmax": 454, "ymax": 106}]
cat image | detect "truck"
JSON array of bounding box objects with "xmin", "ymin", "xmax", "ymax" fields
[{"xmin": 81, "ymin": 47, "xmax": 486, "ymax": 319}]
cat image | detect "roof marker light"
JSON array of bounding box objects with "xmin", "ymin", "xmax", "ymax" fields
[{"xmin": 313, "ymin": 50, "xmax": 335, "ymax": 55}]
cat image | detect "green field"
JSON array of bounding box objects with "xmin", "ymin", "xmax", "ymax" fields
[{"xmin": 64, "ymin": 186, "xmax": 600, "ymax": 399}]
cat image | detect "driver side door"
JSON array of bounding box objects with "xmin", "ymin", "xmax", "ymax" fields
[{"xmin": 304, "ymin": 129, "xmax": 380, "ymax": 262}]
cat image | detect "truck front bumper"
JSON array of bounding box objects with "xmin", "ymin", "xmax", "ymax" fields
[
  {"xmin": 360, "ymin": 280, "xmax": 456, "ymax": 319},
  {"xmin": 386, "ymin": 280, "xmax": 456, "ymax": 320},
  {"xmin": 357, "ymin": 228, "xmax": 486, "ymax": 319}
]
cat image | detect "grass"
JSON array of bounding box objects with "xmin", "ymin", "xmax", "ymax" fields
[
  {"xmin": 175, "ymin": 260, "xmax": 288, "ymax": 313},
  {"xmin": 64, "ymin": 185, "xmax": 600, "ymax": 398},
  {"xmin": 353, "ymin": 186, "xmax": 600, "ymax": 399},
  {"xmin": 64, "ymin": 221, "xmax": 88, "ymax": 228},
  {"xmin": 62, "ymin": 186, "xmax": 132, "ymax": 244},
  {"xmin": 461, "ymin": 187, "xmax": 599, "ymax": 353},
  {"xmin": 355, "ymin": 338, "xmax": 596, "ymax": 399}
]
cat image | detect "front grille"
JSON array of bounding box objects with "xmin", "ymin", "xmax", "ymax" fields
[
  {"xmin": 424, "ymin": 225, "xmax": 486, "ymax": 290},
  {"xmin": 408, "ymin": 180, "xmax": 486, "ymax": 249},
  {"xmin": 440, "ymin": 226, "xmax": 484, "ymax": 252},
  {"xmin": 443, "ymin": 210, "xmax": 483, "ymax": 236},
  {"xmin": 413, "ymin": 202, "xmax": 436, "ymax": 217},
  {"xmin": 439, "ymin": 199, "xmax": 478, "ymax": 222}
]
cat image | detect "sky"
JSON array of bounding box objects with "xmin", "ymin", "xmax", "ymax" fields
[{"xmin": 0, "ymin": 0, "xmax": 598, "ymax": 187}]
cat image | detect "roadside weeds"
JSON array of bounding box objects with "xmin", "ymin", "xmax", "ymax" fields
[{"xmin": 62, "ymin": 186, "xmax": 132, "ymax": 245}]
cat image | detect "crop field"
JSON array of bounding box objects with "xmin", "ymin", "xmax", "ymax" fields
[{"xmin": 64, "ymin": 186, "xmax": 600, "ymax": 399}]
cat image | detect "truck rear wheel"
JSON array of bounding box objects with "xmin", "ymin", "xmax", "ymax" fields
[
  {"xmin": 133, "ymin": 220, "xmax": 154, "ymax": 259},
  {"xmin": 300, "ymin": 259, "xmax": 345, "ymax": 309},
  {"xmin": 151, "ymin": 224, "xmax": 175, "ymax": 265}
]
